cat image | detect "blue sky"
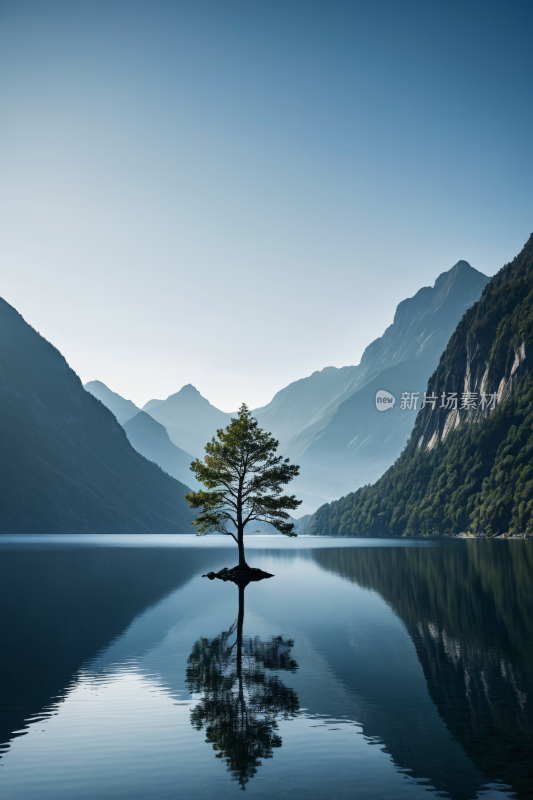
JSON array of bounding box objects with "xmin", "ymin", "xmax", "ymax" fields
[{"xmin": 1, "ymin": 0, "xmax": 532, "ymax": 410}]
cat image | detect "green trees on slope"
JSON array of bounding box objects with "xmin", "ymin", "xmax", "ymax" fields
[
  {"xmin": 311, "ymin": 375, "xmax": 533, "ymax": 537},
  {"xmin": 310, "ymin": 232, "xmax": 533, "ymax": 538}
]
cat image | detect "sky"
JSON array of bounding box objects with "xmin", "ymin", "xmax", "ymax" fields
[{"xmin": 1, "ymin": 0, "xmax": 532, "ymax": 411}]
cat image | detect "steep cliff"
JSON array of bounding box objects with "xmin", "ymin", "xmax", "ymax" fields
[
  {"xmin": 308, "ymin": 233, "xmax": 533, "ymax": 536},
  {"xmin": 256, "ymin": 262, "xmax": 488, "ymax": 469}
]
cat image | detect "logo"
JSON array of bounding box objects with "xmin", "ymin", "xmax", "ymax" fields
[{"xmin": 375, "ymin": 389, "xmax": 396, "ymax": 412}]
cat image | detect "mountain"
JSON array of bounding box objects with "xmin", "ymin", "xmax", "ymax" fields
[
  {"xmin": 84, "ymin": 379, "xmax": 140, "ymax": 424},
  {"xmin": 122, "ymin": 411, "xmax": 201, "ymax": 489},
  {"xmin": 144, "ymin": 384, "xmax": 233, "ymax": 458},
  {"xmin": 308, "ymin": 233, "xmax": 533, "ymax": 537},
  {"xmin": 286, "ymin": 261, "xmax": 489, "ymax": 498},
  {"xmin": 88, "ymin": 381, "xmax": 323, "ymax": 516},
  {"xmin": 143, "ymin": 398, "xmax": 164, "ymax": 411},
  {"xmin": 254, "ymin": 366, "xmax": 359, "ymax": 449},
  {"xmin": 312, "ymin": 543, "xmax": 533, "ymax": 798},
  {"xmin": 294, "ymin": 359, "xmax": 434, "ymax": 498},
  {"xmin": 0, "ymin": 298, "xmax": 195, "ymax": 533},
  {"xmin": 255, "ymin": 261, "xmax": 489, "ymax": 469},
  {"xmin": 0, "ymin": 545, "xmax": 230, "ymax": 759},
  {"xmin": 82, "ymin": 382, "xmax": 199, "ymax": 487},
  {"xmin": 82, "ymin": 262, "xmax": 487, "ymax": 514}
]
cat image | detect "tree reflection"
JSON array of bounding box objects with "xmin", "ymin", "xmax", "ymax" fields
[{"xmin": 186, "ymin": 584, "xmax": 299, "ymax": 789}]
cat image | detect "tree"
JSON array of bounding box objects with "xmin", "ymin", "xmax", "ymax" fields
[
  {"xmin": 185, "ymin": 404, "xmax": 301, "ymax": 568},
  {"xmin": 186, "ymin": 583, "xmax": 299, "ymax": 788}
]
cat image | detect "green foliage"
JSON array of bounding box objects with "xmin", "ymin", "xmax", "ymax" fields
[
  {"xmin": 186, "ymin": 618, "xmax": 298, "ymax": 788},
  {"xmin": 311, "ymin": 233, "xmax": 533, "ymax": 538},
  {"xmin": 185, "ymin": 405, "xmax": 301, "ymax": 557},
  {"xmin": 312, "ymin": 375, "xmax": 533, "ymax": 537},
  {"xmin": 186, "ymin": 580, "xmax": 298, "ymax": 789}
]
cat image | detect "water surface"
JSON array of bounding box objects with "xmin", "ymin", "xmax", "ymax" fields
[{"xmin": 0, "ymin": 535, "xmax": 531, "ymax": 799}]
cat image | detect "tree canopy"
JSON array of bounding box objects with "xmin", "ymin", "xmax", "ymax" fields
[{"xmin": 185, "ymin": 404, "xmax": 301, "ymax": 566}]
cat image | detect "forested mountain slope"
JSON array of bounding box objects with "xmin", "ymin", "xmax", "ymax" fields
[
  {"xmin": 312, "ymin": 543, "xmax": 533, "ymax": 797},
  {"xmin": 0, "ymin": 299, "xmax": 195, "ymax": 533},
  {"xmin": 309, "ymin": 233, "xmax": 533, "ymax": 537}
]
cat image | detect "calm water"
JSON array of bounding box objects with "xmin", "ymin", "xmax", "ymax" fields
[{"xmin": 0, "ymin": 535, "xmax": 531, "ymax": 799}]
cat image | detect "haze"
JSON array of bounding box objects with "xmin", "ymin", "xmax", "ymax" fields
[{"xmin": 1, "ymin": 0, "xmax": 531, "ymax": 410}]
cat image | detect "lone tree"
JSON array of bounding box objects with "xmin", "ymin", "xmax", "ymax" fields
[{"xmin": 185, "ymin": 404, "xmax": 301, "ymax": 568}]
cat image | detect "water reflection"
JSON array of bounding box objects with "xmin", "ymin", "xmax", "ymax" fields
[
  {"xmin": 186, "ymin": 584, "xmax": 299, "ymax": 788},
  {"xmin": 312, "ymin": 542, "xmax": 533, "ymax": 799},
  {"xmin": 0, "ymin": 544, "xmax": 229, "ymax": 756}
]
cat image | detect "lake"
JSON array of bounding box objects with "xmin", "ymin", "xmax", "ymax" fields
[{"xmin": 0, "ymin": 535, "xmax": 531, "ymax": 799}]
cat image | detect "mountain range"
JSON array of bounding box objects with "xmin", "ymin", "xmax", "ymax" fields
[
  {"xmin": 86, "ymin": 259, "xmax": 489, "ymax": 514},
  {"xmin": 143, "ymin": 384, "xmax": 232, "ymax": 458},
  {"xmin": 0, "ymin": 299, "xmax": 195, "ymax": 533},
  {"xmin": 259, "ymin": 260, "xmax": 489, "ymax": 499},
  {"xmin": 306, "ymin": 233, "xmax": 533, "ymax": 536},
  {"xmin": 5, "ymin": 232, "xmax": 527, "ymax": 534},
  {"xmin": 84, "ymin": 380, "xmax": 141, "ymax": 424},
  {"xmin": 84, "ymin": 381, "xmax": 201, "ymax": 490}
]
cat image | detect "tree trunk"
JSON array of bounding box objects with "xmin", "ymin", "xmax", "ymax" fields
[
  {"xmin": 237, "ymin": 524, "xmax": 247, "ymax": 568},
  {"xmin": 237, "ymin": 583, "xmax": 245, "ymax": 642},
  {"xmin": 237, "ymin": 583, "xmax": 245, "ymax": 720}
]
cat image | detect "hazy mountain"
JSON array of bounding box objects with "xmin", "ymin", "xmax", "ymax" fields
[
  {"xmin": 81, "ymin": 262, "xmax": 487, "ymax": 513},
  {"xmin": 282, "ymin": 261, "xmax": 489, "ymax": 464},
  {"xmin": 282, "ymin": 261, "xmax": 489, "ymax": 499},
  {"xmin": 89, "ymin": 381, "xmax": 321, "ymax": 516},
  {"xmin": 123, "ymin": 411, "xmax": 201, "ymax": 489},
  {"xmin": 254, "ymin": 366, "xmax": 359, "ymax": 449},
  {"xmin": 292, "ymin": 490, "xmax": 329, "ymax": 518},
  {"xmin": 307, "ymin": 233, "xmax": 533, "ymax": 536},
  {"xmin": 254, "ymin": 262, "xmax": 488, "ymax": 464},
  {"xmin": 84, "ymin": 379, "xmax": 140, "ymax": 424},
  {"xmin": 143, "ymin": 398, "xmax": 164, "ymax": 411},
  {"xmin": 294, "ymin": 359, "xmax": 434, "ymax": 499},
  {"xmin": 82, "ymin": 382, "xmax": 198, "ymax": 487},
  {"xmin": 144, "ymin": 384, "xmax": 233, "ymax": 457},
  {"xmin": 0, "ymin": 298, "xmax": 195, "ymax": 533}
]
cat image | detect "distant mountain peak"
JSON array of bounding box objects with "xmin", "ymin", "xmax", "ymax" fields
[
  {"xmin": 0, "ymin": 303, "xmax": 195, "ymax": 533},
  {"xmin": 144, "ymin": 384, "xmax": 231, "ymax": 457},
  {"xmin": 164, "ymin": 384, "xmax": 206, "ymax": 404},
  {"xmin": 84, "ymin": 380, "xmax": 140, "ymax": 425},
  {"xmin": 433, "ymin": 259, "xmax": 485, "ymax": 289}
]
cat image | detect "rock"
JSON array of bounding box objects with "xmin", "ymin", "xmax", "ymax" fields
[{"xmin": 202, "ymin": 565, "xmax": 274, "ymax": 584}]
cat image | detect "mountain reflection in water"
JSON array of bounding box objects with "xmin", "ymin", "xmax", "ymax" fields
[
  {"xmin": 186, "ymin": 584, "xmax": 299, "ymax": 788},
  {"xmin": 0, "ymin": 536, "xmax": 530, "ymax": 800},
  {"xmin": 312, "ymin": 541, "xmax": 533, "ymax": 799}
]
